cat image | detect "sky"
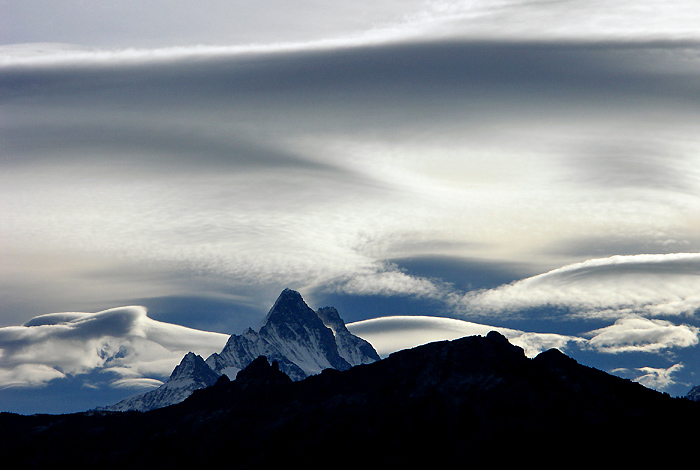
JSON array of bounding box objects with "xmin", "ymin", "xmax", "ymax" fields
[{"xmin": 3, "ymin": 1, "xmax": 700, "ymax": 414}]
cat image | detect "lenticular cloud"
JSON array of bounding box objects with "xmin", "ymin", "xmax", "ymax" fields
[
  {"xmin": 585, "ymin": 315, "xmax": 700, "ymax": 353},
  {"xmin": 0, "ymin": 306, "xmax": 228, "ymax": 389},
  {"xmin": 462, "ymin": 253, "xmax": 700, "ymax": 319},
  {"xmin": 347, "ymin": 315, "xmax": 584, "ymax": 359}
]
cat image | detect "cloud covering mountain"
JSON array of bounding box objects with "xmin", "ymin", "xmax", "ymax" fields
[{"xmin": 0, "ymin": 306, "xmax": 227, "ymax": 390}]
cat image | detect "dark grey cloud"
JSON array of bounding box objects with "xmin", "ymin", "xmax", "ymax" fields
[
  {"xmin": 0, "ymin": 120, "xmax": 342, "ymax": 175},
  {"xmin": 3, "ymin": 38, "xmax": 700, "ymax": 343},
  {"xmin": 5, "ymin": 40, "xmax": 700, "ymax": 119},
  {"xmin": 388, "ymin": 255, "xmax": 538, "ymax": 291},
  {"xmin": 4, "ymin": 39, "xmax": 700, "ymax": 183}
]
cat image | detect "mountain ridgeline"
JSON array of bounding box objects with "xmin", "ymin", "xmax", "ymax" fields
[
  {"xmin": 102, "ymin": 288, "xmax": 380, "ymax": 411},
  {"xmin": 207, "ymin": 288, "xmax": 377, "ymax": 380},
  {"xmin": 3, "ymin": 328, "xmax": 700, "ymax": 466}
]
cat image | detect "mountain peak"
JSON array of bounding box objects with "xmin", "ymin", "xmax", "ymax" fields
[
  {"xmin": 99, "ymin": 352, "xmax": 219, "ymax": 412},
  {"xmin": 258, "ymin": 289, "xmax": 351, "ymax": 375},
  {"xmin": 207, "ymin": 288, "xmax": 378, "ymax": 382},
  {"xmin": 169, "ymin": 352, "xmax": 219, "ymax": 384},
  {"xmin": 262, "ymin": 288, "xmax": 317, "ymax": 328},
  {"xmin": 105, "ymin": 289, "xmax": 380, "ymax": 411}
]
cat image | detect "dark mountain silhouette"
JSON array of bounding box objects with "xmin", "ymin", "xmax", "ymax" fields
[
  {"xmin": 1, "ymin": 331, "xmax": 698, "ymax": 467},
  {"xmin": 686, "ymin": 384, "xmax": 700, "ymax": 401}
]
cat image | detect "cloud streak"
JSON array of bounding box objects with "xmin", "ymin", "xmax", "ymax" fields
[
  {"xmin": 4, "ymin": 0, "xmax": 700, "ymax": 68},
  {"xmin": 462, "ymin": 253, "xmax": 700, "ymax": 319}
]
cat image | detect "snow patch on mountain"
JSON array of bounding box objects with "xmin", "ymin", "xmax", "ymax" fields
[
  {"xmin": 102, "ymin": 289, "xmax": 379, "ymax": 411},
  {"xmin": 206, "ymin": 288, "xmax": 378, "ymax": 381},
  {"xmin": 99, "ymin": 352, "xmax": 219, "ymax": 412}
]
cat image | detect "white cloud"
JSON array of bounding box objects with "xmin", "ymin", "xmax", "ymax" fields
[
  {"xmin": 585, "ymin": 316, "xmax": 700, "ymax": 353},
  {"xmin": 322, "ymin": 263, "xmax": 450, "ymax": 299},
  {"xmin": 0, "ymin": 306, "xmax": 229, "ymax": 389},
  {"xmin": 462, "ymin": 253, "xmax": 700, "ymax": 319},
  {"xmin": 4, "ymin": 38, "xmax": 700, "ymax": 324},
  {"xmin": 111, "ymin": 377, "xmax": 164, "ymax": 390},
  {"xmin": 614, "ymin": 363, "xmax": 685, "ymax": 391},
  {"xmin": 5, "ymin": 0, "xmax": 700, "ymax": 68},
  {"xmin": 349, "ymin": 312, "xmax": 700, "ymax": 359},
  {"xmin": 0, "ymin": 364, "xmax": 66, "ymax": 390},
  {"xmin": 5, "ymin": 0, "xmax": 700, "ymax": 64}
]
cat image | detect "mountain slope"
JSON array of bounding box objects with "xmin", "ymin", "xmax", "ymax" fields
[
  {"xmin": 317, "ymin": 306, "xmax": 379, "ymax": 365},
  {"xmin": 2, "ymin": 331, "xmax": 698, "ymax": 467},
  {"xmin": 100, "ymin": 352, "xmax": 219, "ymax": 412},
  {"xmin": 686, "ymin": 384, "xmax": 700, "ymax": 401}
]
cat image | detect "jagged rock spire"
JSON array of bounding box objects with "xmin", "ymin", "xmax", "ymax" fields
[
  {"xmin": 207, "ymin": 288, "xmax": 379, "ymax": 381},
  {"xmin": 102, "ymin": 289, "xmax": 380, "ymax": 411}
]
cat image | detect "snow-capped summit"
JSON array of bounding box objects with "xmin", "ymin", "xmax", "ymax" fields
[
  {"xmin": 100, "ymin": 352, "xmax": 220, "ymax": 412},
  {"xmin": 101, "ymin": 289, "xmax": 379, "ymax": 411},
  {"xmin": 206, "ymin": 288, "xmax": 379, "ymax": 381},
  {"xmin": 317, "ymin": 306, "xmax": 380, "ymax": 366},
  {"xmin": 169, "ymin": 352, "xmax": 220, "ymax": 385},
  {"xmin": 262, "ymin": 288, "xmax": 317, "ymax": 327}
]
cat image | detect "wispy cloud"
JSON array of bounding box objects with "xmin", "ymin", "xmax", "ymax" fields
[
  {"xmin": 5, "ymin": 0, "xmax": 700, "ymax": 68},
  {"xmin": 4, "ymin": 0, "xmax": 700, "ymax": 73},
  {"xmin": 613, "ymin": 363, "xmax": 685, "ymax": 391}
]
